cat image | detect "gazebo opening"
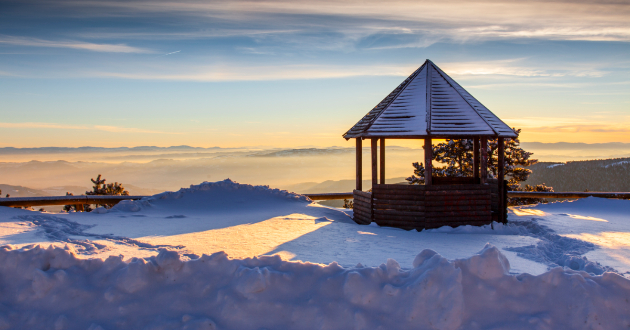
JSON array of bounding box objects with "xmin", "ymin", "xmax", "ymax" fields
[{"xmin": 344, "ymin": 59, "xmax": 516, "ymax": 230}]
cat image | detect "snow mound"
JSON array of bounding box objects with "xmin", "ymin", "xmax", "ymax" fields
[
  {"xmin": 109, "ymin": 179, "xmax": 311, "ymax": 213},
  {"xmin": 1, "ymin": 244, "xmax": 629, "ymax": 329},
  {"xmin": 427, "ymin": 218, "xmax": 616, "ymax": 275}
]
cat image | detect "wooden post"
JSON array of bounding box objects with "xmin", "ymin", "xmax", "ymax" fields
[
  {"xmin": 356, "ymin": 138, "xmax": 362, "ymax": 191},
  {"xmin": 473, "ymin": 137, "xmax": 480, "ymax": 182},
  {"xmin": 497, "ymin": 137, "xmax": 505, "ymax": 223},
  {"xmin": 371, "ymin": 138, "xmax": 378, "ymax": 187},
  {"xmin": 76, "ymin": 204, "xmax": 84, "ymax": 212},
  {"xmin": 379, "ymin": 138, "xmax": 385, "ymax": 184},
  {"xmin": 480, "ymin": 137, "xmax": 488, "ymax": 184},
  {"xmin": 424, "ymin": 138, "xmax": 432, "ymax": 185}
]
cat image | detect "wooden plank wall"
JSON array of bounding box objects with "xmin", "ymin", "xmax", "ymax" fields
[
  {"xmin": 371, "ymin": 183, "xmax": 493, "ymax": 230},
  {"xmin": 432, "ymin": 177, "xmax": 480, "ymax": 185},
  {"xmin": 372, "ymin": 184, "xmax": 425, "ymax": 230},
  {"xmin": 424, "ymin": 184, "xmax": 491, "ymax": 229},
  {"xmin": 352, "ymin": 190, "xmax": 372, "ymax": 225}
]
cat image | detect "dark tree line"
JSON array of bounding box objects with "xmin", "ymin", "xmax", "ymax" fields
[{"xmin": 525, "ymin": 158, "xmax": 630, "ymax": 192}]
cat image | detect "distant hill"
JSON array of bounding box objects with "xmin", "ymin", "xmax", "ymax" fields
[
  {"xmin": 283, "ymin": 177, "xmax": 407, "ymax": 194},
  {"xmin": 41, "ymin": 185, "xmax": 90, "ymax": 196},
  {"xmin": 251, "ymin": 148, "xmax": 353, "ymax": 157},
  {"xmin": 0, "ymin": 184, "xmax": 48, "ymax": 197},
  {"xmin": 521, "ymin": 142, "xmax": 630, "ymax": 150},
  {"xmin": 0, "ymin": 184, "xmax": 163, "ymax": 198},
  {"xmin": 285, "ymin": 156, "xmax": 630, "ymax": 194},
  {"xmin": 525, "ymin": 157, "xmax": 630, "ymax": 192},
  {"xmin": 0, "ymin": 146, "xmax": 221, "ymax": 155}
]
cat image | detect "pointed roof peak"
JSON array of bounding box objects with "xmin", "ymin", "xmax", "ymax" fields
[{"xmin": 343, "ymin": 60, "xmax": 517, "ymax": 140}]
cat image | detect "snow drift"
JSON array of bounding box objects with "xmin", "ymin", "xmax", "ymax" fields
[
  {"xmin": 1, "ymin": 244, "xmax": 628, "ymax": 330},
  {"xmin": 110, "ymin": 179, "xmax": 311, "ymax": 213}
]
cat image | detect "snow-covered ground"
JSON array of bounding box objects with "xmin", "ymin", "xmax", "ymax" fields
[{"xmin": 1, "ymin": 179, "xmax": 629, "ymax": 329}]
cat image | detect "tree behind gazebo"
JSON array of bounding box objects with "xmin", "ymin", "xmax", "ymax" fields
[{"xmin": 406, "ymin": 128, "xmax": 552, "ymax": 205}]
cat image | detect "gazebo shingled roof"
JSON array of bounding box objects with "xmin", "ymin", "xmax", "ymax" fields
[{"xmin": 343, "ymin": 59, "xmax": 517, "ymax": 140}]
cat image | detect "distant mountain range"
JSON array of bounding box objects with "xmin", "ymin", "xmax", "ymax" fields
[
  {"xmin": 2, "ymin": 143, "xmax": 628, "ymax": 158},
  {"xmin": 283, "ymin": 177, "xmax": 408, "ymax": 194},
  {"xmin": 251, "ymin": 148, "xmax": 354, "ymax": 157},
  {"xmin": 521, "ymin": 142, "xmax": 630, "ymax": 150},
  {"xmin": 0, "ymin": 146, "xmax": 222, "ymax": 154},
  {"xmin": 0, "ymin": 184, "xmax": 163, "ymax": 198}
]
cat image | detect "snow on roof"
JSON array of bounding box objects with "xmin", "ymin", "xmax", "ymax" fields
[{"xmin": 343, "ymin": 60, "xmax": 518, "ymax": 139}]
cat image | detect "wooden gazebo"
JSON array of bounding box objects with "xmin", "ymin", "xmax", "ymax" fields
[{"xmin": 344, "ymin": 59, "xmax": 517, "ymax": 230}]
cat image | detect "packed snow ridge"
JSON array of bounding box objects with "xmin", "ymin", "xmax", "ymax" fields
[{"xmin": 1, "ymin": 243, "xmax": 629, "ymax": 330}]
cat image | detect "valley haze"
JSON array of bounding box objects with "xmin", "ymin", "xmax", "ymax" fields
[{"xmin": 1, "ymin": 142, "xmax": 629, "ymax": 197}]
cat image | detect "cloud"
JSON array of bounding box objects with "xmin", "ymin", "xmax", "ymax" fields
[
  {"xmin": 9, "ymin": 0, "xmax": 628, "ymax": 56},
  {"xmin": 442, "ymin": 59, "xmax": 553, "ymax": 77},
  {"xmin": 0, "ymin": 122, "xmax": 177, "ymax": 134},
  {"xmin": 440, "ymin": 57, "xmax": 616, "ymax": 78},
  {"xmin": 0, "ymin": 35, "xmax": 153, "ymax": 53},
  {"xmin": 526, "ymin": 125, "xmax": 630, "ymax": 133},
  {"xmin": 89, "ymin": 63, "xmax": 416, "ymax": 81},
  {"xmin": 504, "ymin": 117, "xmax": 630, "ymax": 134},
  {"xmin": 82, "ymin": 57, "xmax": 623, "ymax": 82},
  {"xmin": 0, "ymin": 70, "xmax": 19, "ymax": 77},
  {"xmin": 58, "ymin": 0, "xmax": 630, "ymax": 44}
]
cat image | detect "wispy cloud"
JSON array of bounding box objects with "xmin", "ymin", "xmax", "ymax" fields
[
  {"xmin": 442, "ymin": 59, "xmax": 610, "ymax": 78},
  {"xmin": 161, "ymin": 50, "xmax": 180, "ymax": 56},
  {"xmin": 0, "ymin": 122, "xmax": 177, "ymax": 134},
  {"xmin": 505, "ymin": 117, "xmax": 630, "ymax": 134},
  {"xmin": 526, "ymin": 125, "xmax": 630, "ymax": 134},
  {"xmin": 0, "ymin": 70, "xmax": 19, "ymax": 77},
  {"xmin": 60, "ymin": 0, "xmax": 630, "ymax": 44},
  {"xmin": 90, "ymin": 63, "xmax": 416, "ymax": 81},
  {"xmin": 0, "ymin": 35, "xmax": 153, "ymax": 53},
  {"xmin": 81, "ymin": 57, "xmax": 623, "ymax": 82}
]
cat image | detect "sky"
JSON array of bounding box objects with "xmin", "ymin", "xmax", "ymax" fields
[{"xmin": 1, "ymin": 0, "xmax": 629, "ymax": 148}]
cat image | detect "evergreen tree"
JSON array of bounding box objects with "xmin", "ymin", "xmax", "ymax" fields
[
  {"xmin": 64, "ymin": 174, "xmax": 129, "ymax": 212},
  {"xmin": 406, "ymin": 129, "xmax": 552, "ymax": 205},
  {"xmin": 86, "ymin": 174, "xmax": 129, "ymax": 197}
]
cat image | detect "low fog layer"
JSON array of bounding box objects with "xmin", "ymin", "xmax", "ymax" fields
[
  {"xmin": 0, "ymin": 146, "xmax": 421, "ymax": 195},
  {"xmin": 1, "ymin": 143, "xmax": 629, "ymax": 196}
]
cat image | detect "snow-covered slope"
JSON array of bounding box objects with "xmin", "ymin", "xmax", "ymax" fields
[
  {"xmin": 1, "ymin": 179, "xmax": 630, "ymax": 328},
  {"xmin": 510, "ymin": 197, "xmax": 630, "ymax": 276},
  {"xmin": 0, "ymin": 180, "xmax": 544, "ymax": 273},
  {"xmin": 1, "ymin": 243, "xmax": 628, "ymax": 330}
]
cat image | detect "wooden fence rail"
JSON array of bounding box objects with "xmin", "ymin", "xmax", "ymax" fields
[
  {"xmin": 305, "ymin": 191, "xmax": 630, "ymax": 200},
  {"xmin": 507, "ymin": 191, "xmax": 630, "ymax": 199},
  {"xmin": 0, "ymin": 195, "xmax": 147, "ymax": 208},
  {"xmin": 303, "ymin": 193, "xmax": 354, "ymax": 200},
  {"xmin": 0, "ymin": 191, "xmax": 628, "ymax": 208}
]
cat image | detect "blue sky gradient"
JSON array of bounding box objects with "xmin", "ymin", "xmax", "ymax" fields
[{"xmin": 1, "ymin": 0, "xmax": 629, "ymax": 147}]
